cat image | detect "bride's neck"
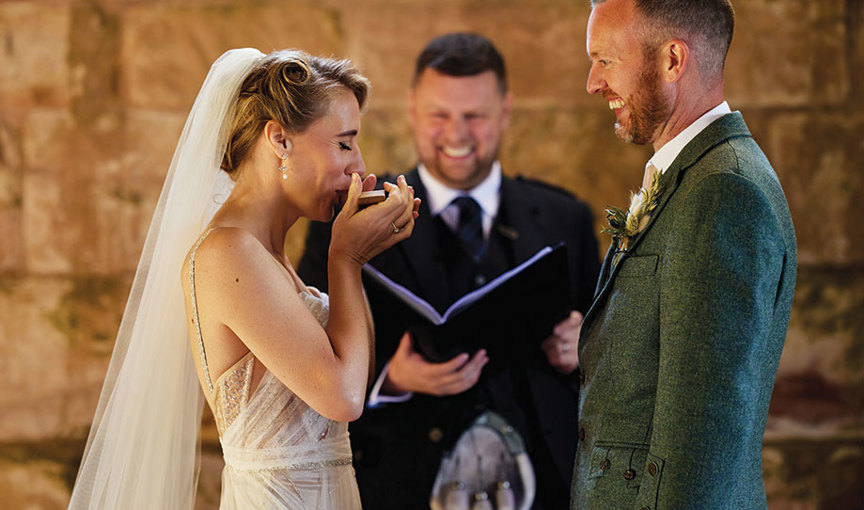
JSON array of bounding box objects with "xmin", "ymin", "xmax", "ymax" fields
[{"xmin": 215, "ymin": 167, "xmax": 299, "ymax": 257}]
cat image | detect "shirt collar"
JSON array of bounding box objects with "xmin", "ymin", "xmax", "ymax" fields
[
  {"xmin": 648, "ymin": 101, "xmax": 733, "ymax": 174},
  {"xmin": 417, "ymin": 161, "xmax": 502, "ymax": 218}
]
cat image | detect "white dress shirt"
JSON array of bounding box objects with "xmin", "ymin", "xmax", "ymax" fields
[
  {"xmin": 418, "ymin": 161, "xmax": 502, "ymax": 239},
  {"xmin": 646, "ymin": 101, "xmax": 733, "ymax": 176}
]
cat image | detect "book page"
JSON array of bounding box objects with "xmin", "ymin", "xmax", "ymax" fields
[
  {"xmin": 361, "ymin": 264, "xmax": 445, "ymax": 324},
  {"xmin": 362, "ymin": 245, "xmax": 557, "ymax": 325}
]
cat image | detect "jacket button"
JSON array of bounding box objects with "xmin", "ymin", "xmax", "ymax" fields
[
  {"xmin": 599, "ymin": 459, "xmax": 610, "ymax": 471},
  {"xmin": 578, "ymin": 428, "xmax": 585, "ymax": 441},
  {"xmin": 429, "ymin": 427, "xmax": 443, "ymax": 443},
  {"xmin": 647, "ymin": 461, "xmax": 658, "ymax": 476},
  {"xmin": 623, "ymin": 469, "xmax": 636, "ymax": 480}
]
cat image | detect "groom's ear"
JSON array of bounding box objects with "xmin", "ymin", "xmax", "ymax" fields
[{"xmin": 264, "ymin": 121, "xmax": 293, "ymax": 158}]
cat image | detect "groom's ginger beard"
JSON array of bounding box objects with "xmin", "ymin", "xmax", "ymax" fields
[{"xmin": 611, "ymin": 58, "xmax": 669, "ymax": 145}]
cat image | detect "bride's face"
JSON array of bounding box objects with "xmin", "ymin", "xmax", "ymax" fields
[{"xmin": 288, "ymin": 87, "xmax": 366, "ymax": 221}]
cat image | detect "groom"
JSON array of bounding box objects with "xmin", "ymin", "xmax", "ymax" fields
[{"xmin": 572, "ymin": 1, "xmax": 796, "ymax": 509}]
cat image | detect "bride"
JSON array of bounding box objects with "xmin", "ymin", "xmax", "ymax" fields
[{"xmin": 68, "ymin": 48, "xmax": 419, "ymax": 509}]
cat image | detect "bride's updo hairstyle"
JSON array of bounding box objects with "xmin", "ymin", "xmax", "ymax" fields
[{"xmin": 221, "ymin": 49, "xmax": 371, "ymax": 177}]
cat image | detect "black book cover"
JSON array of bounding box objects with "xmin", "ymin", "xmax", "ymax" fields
[{"xmin": 361, "ymin": 244, "xmax": 571, "ymax": 364}]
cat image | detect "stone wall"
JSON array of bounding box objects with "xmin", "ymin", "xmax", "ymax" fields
[{"xmin": 0, "ymin": 0, "xmax": 861, "ymax": 508}]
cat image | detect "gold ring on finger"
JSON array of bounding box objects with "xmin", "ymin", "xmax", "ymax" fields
[{"xmin": 391, "ymin": 222, "xmax": 401, "ymax": 234}]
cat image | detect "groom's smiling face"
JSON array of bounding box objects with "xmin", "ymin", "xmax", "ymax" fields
[
  {"xmin": 408, "ymin": 68, "xmax": 512, "ymax": 191},
  {"xmin": 585, "ymin": 0, "xmax": 670, "ymax": 146}
]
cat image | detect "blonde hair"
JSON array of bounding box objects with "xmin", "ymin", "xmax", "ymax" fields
[{"xmin": 221, "ymin": 49, "xmax": 371, "ymax": 176}]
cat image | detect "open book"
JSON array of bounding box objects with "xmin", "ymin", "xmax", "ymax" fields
[{"xmin": 362, "ymin": 244, "xmax": 571, "ymax": 364}]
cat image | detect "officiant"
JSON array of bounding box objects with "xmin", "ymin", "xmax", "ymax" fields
[{"xmin": 298, "ymin": 32, "xmax": 600, "ymax": 510}]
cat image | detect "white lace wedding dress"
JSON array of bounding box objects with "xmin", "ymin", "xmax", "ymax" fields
[{"xmin": 189, "ymin": 232, "xmax": 363, "ymax": 509}]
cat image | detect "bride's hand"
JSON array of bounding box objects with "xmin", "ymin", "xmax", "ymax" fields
[{"xmin": 329, "ymin": 173, "xmax": 420, "ymax": 266}]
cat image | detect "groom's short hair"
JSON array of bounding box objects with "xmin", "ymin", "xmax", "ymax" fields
[
  {"xmin": 591, "ymin": 0, "xmax": 735, "ymax": 83},
  {"xmin": 413, "ymin": 32, "xmax": 508, "ymax": 94}
]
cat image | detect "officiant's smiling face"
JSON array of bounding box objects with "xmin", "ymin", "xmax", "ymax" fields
[{"xmin": 409, "ymin": 68, "xmax": 512, "ymax": 191}]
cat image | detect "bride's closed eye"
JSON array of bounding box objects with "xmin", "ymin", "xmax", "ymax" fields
[{"xmin": 338, "ymin": 141, "xmax": 352, "ymax": 151}]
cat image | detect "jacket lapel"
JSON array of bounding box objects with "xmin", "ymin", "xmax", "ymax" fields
[
  {"xmin": 582, "ymin": 113, "xmax": 753, "ymax": 331},
  {"xmin": 498, "ymin": 177, "xmax": 549, "ymax": 263},
  {"xmin": 385, "ymin": 169, "xmax": 452, "ymax": 310}
]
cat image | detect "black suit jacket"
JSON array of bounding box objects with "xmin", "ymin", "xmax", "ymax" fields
[{"xmin": 298, "ymin": 169, "xmax": 600, "ymax": 510}]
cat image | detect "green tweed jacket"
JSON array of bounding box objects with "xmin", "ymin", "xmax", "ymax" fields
[{"xmin": 571, "ymin": 113, "xmax": 796, "ymax": 510}]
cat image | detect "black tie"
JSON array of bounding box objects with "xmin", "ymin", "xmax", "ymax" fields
[{"xmin": 452, "ymin": 196, "xmax": 484, "ymax": 261}]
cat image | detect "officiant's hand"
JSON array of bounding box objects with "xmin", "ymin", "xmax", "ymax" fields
[
  {"xmin": 383, "ymin": 332, "xmax": 489, "ymax": 396},
  {"xmin": 541, "ymin": 310, "xmax": 582, "ymax": 375}
]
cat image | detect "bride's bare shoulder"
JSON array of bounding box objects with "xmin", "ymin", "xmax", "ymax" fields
[
  {"xmin": 196, "ymin": 226, "xmax": 262, "ymax": 254},
  {"xmin": 182, "ymin": 227, "xmax": 272, "ymax": 284}
]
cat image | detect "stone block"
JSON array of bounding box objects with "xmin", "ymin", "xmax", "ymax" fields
[
  {"xmin": 118, "ymin": 109, "xmax": 188, "ymax": 184},
  {"xmin": 356, "ymin": 107, "xmax": 416, "ymax": 176},
  {"xmin": 20, "ymin": 107, "xmax": 185, "ymax": 274},
  {"xmin": 69, "ymin": 3, "xmax": 123, "ymax": 126},
  {"xmin": 21, "ymin": 108, "xmax": 99, "ymax": 274},
  {"xmin": 0, "ymin": 276, "xmax": 129, "ymax": 441},
  {"xmin": 762, "ymin": 444, "xmax": 819, "ymax": 510},
  {"xmin": 0, "ymin": 204, "xmax": 23, "ymax": 272},
  {"xmin": 338, "ymin": 4, "xmax": 466, "ymax": 109},
  {"xmin": 341, "ymin": 2, "xmax": 594, "ymax": 109},
  {"xmin": 21, "ymin": 170, "xmax": 76, "ymax": 274},
  {"xmin": 762, "ymin": 434, "xmax": 864, "ymax": 510},
  {"xmin": 742, "ymin": 109, "xmax": 864, "ymax": 266},
  {"xmin": 726, "ymin": 0, "xmax": 847, "ymax": 108},
  {"xmin": 83, "ymin": 110, "xmax": 186, "ymax": 274},
  {"xmin": 850, "ymin": 0, "xmax": 864, "ymax": 104},
  {"xmin": 0, "ymin": 459, "xmax": 70, "ymax": 510},
  {"xmin": 504, "ymin": 106, "xmax": 652, "ymax": 253},
  {"xmin": 0, "ymin": 3, "xmax": 71, "ymax": 108},
  {"xmin": 775, "ymin": 266, "xmax": 864, "ymax": 420},
  {"xmin": 122, "ymin": 3, "xmax": 344, "ymax": 110},
  {"xmin": 0, "ymin": 122, "xmax": 24, "ymax": 272},
  {"xmin": 21, "ymin": 108, "xmax": 78, "ymax": 171}
]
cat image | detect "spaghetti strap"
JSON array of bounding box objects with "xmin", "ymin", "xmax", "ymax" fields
[{"xmin": 189, "ymin": 227, "xmax": 216, "ymax": 394}]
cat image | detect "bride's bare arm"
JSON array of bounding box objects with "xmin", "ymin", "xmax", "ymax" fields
[
  {"xmin": 324, "ymin": 174, "xmax": 415, "ymax": 417},
  {"xmin": 194, "ymin": 174, "xmax": 416, "ymax": 422}
]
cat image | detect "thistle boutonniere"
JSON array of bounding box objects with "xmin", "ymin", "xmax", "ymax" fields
[{"xmin": 601, "ymin": 170, "xmax": 664, "ymax": 252}]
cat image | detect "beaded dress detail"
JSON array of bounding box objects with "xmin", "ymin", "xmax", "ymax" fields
[{"xmin": 188, "ymin": 230, "xmax": 362, "ymax": 509}]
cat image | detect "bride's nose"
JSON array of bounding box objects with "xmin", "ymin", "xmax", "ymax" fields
[{"xmin": 346, "ymin": 148, "xmax": 366, "ymax": 179}]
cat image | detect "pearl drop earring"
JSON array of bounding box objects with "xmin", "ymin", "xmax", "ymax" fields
[{"xmin": 279, "ymin": 154, "xmax": 289, "ymax": 180}]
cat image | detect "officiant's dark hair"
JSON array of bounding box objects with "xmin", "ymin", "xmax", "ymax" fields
[{"xmin": 413, "ymin": 32, "xmax": 508, "ymax": 94}]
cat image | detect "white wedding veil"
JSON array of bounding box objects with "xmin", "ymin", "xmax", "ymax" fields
[{"xmin": 68, "ymin": 48, "xmax": 264, "ymax": 510}]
